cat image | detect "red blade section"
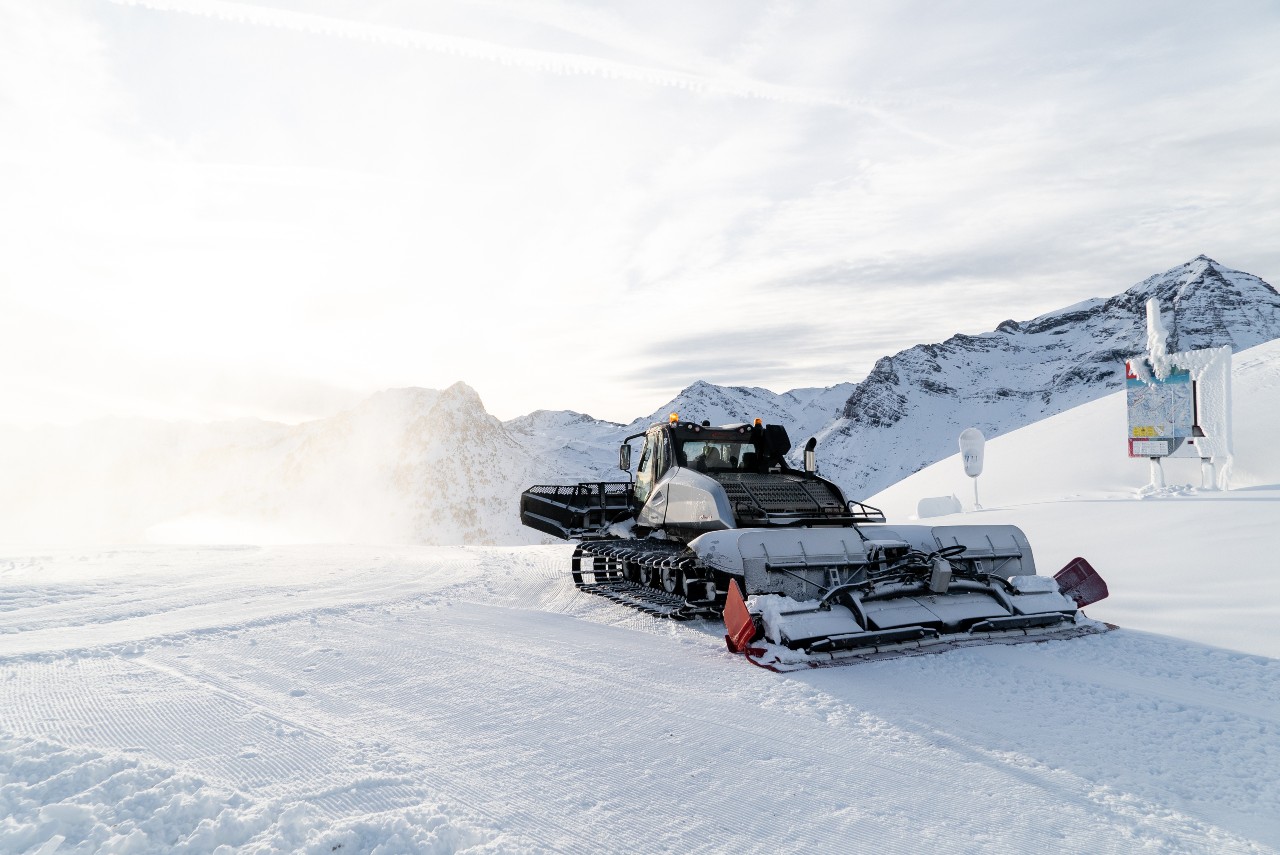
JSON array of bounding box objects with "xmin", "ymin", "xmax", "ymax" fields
[
  {"xmin": 723, "ymin": 578, "xmax": 757, "ymax": 653},
  {"xmin": 1054, "ymin": 557, "xmax": 1109, "ymax": 608}
]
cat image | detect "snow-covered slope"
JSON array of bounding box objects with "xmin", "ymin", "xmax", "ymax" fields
[
  {"xmin": 624, "ymin": 380, "xmax": 858, "ymax": 450},
  {"xmin": 818, "ymin": 255, "xmax": 1280, "ymax": 497},
  {"xmin": 629, "ymin": 380, "xmax": 798, "ymax": 433},
  {"xmin": 502, "ymin": 409, "xmax": 626, "ymax": 483},
  {"xmin": 3, "ymin": 513, "xmax": 1279, "ymax": 852}
]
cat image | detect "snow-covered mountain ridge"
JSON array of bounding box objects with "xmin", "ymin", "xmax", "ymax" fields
[
  {"xmin": 2, "ymin": 256, "xmax": 1276, "ymax": 546},
  {"xmin": 817, "ymin": 255, "xmax": 1280, "ymax": 495}
]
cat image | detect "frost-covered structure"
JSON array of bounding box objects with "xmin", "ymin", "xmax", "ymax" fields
[{"xmin": 1126, "ymin": 298, "xmax": 1232, "ymax": 489}]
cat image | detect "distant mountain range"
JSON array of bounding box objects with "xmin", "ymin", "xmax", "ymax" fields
[
  {"xmin": 518, "ymin": 255, "xmax": 1280, "ymax": 500},
  {"xmin": 3, "ymin": 256, "xmax": 1277, "ymax": 546}
]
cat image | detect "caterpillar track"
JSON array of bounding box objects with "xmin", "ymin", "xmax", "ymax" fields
[{"xmin": 570, "ymin": 540, "xmax": 719, "ymax": 620}]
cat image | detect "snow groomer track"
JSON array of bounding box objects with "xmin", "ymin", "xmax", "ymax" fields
[
  {"xmin": 570, "ymin": 539, "xmax": 715, "ymax": 619},
  {"xmin": 1, "ymin": 542, "xmax": 1279, "ymax": 854}
]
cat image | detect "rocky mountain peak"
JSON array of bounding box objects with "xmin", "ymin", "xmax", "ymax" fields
[
  {"xmin": 439, "ymin": 380, "xmax": 484, "ymax": 405},
  {"xmin": 1101, "ymin": 255, "xmax": 1280, "ymax": 353}
]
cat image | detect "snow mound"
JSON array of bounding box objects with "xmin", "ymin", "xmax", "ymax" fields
[{"xmin": 0, "ymin": 734, "xmax": 529, "ymax": 854}]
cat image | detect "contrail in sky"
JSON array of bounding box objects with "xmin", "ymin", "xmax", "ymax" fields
[{"xmin": 107, "ymin": 0, "xmax": 952, "ymax": 148}]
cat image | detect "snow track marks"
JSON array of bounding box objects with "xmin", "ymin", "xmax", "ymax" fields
[{"xmin": 2, "ymin": 545, "xmax": 1278, "ymax": 853}]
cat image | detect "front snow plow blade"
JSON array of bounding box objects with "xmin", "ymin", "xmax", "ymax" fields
[
  {"xmin": 741, "ymin": 611, "xmax": 1110, "ymax": 672},
  {"xmin": 692, "ymin": 525, "xmax": 1111, "ymax": 671}
]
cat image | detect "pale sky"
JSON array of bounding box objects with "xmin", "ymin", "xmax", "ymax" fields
[{"xmin": 3, "ymin": 0, "xmax": 1278, "ymax": 426}]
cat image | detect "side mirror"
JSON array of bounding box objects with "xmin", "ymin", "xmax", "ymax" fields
[
  {"xmin": 803, "ymin": 437, "xmax": 817, "ymax": 473},
  {"xmin": 619, "ymin": 443, "xmax": 632, "ymax": 471}
]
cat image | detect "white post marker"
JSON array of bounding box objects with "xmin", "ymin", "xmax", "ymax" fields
[{"xmin": 958, "ymin": 427, "xmax": 985, "ymax": 510}]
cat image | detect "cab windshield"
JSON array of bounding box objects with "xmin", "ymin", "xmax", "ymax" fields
[{"xmin": 679, "ymin": 439, "xmax": 765, "ymax": 473}]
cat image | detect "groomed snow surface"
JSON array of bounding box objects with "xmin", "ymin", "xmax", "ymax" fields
[
  {"xmin": 3, "ymin": 340, "xmax": 1280, "ymax": 854},
  {"xmin": 4, "ymin": 545, "xmax": 1278, "ymax": 855}
]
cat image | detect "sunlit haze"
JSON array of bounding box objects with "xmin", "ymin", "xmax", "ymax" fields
[{"xmin": 3, "ymin": 0, "xmax": 1278, "ymax": 426}]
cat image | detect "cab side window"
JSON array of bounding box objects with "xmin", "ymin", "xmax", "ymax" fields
[
  {"xmin": 634, "ymin": 435, "xmax": 656, "ymax": 504},
  {"xmin": 635, "ymin": 430, "xmax": 673, "ymax": 505}
]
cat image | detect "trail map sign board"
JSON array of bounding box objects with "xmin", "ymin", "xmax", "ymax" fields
[{"xmin": 1125, "ymin": 360, "xmax": 1194, "ymax": 457}]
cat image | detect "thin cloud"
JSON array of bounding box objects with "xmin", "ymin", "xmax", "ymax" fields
[
  {"xmin": 622, "ymin": 323, "xmax": 892, "ymax": 394},
  {"xmin": 6, "ymin": 1, "xmax": 1280, "ymax": 428},
  {"xmin": 108, "ymin": 0, "xmax": 942, "ymax": 142}
]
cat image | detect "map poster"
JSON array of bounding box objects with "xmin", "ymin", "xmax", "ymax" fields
[{"xmin": 1125, "ymin": 360, "xmax": 1193, "ymax": 457}]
